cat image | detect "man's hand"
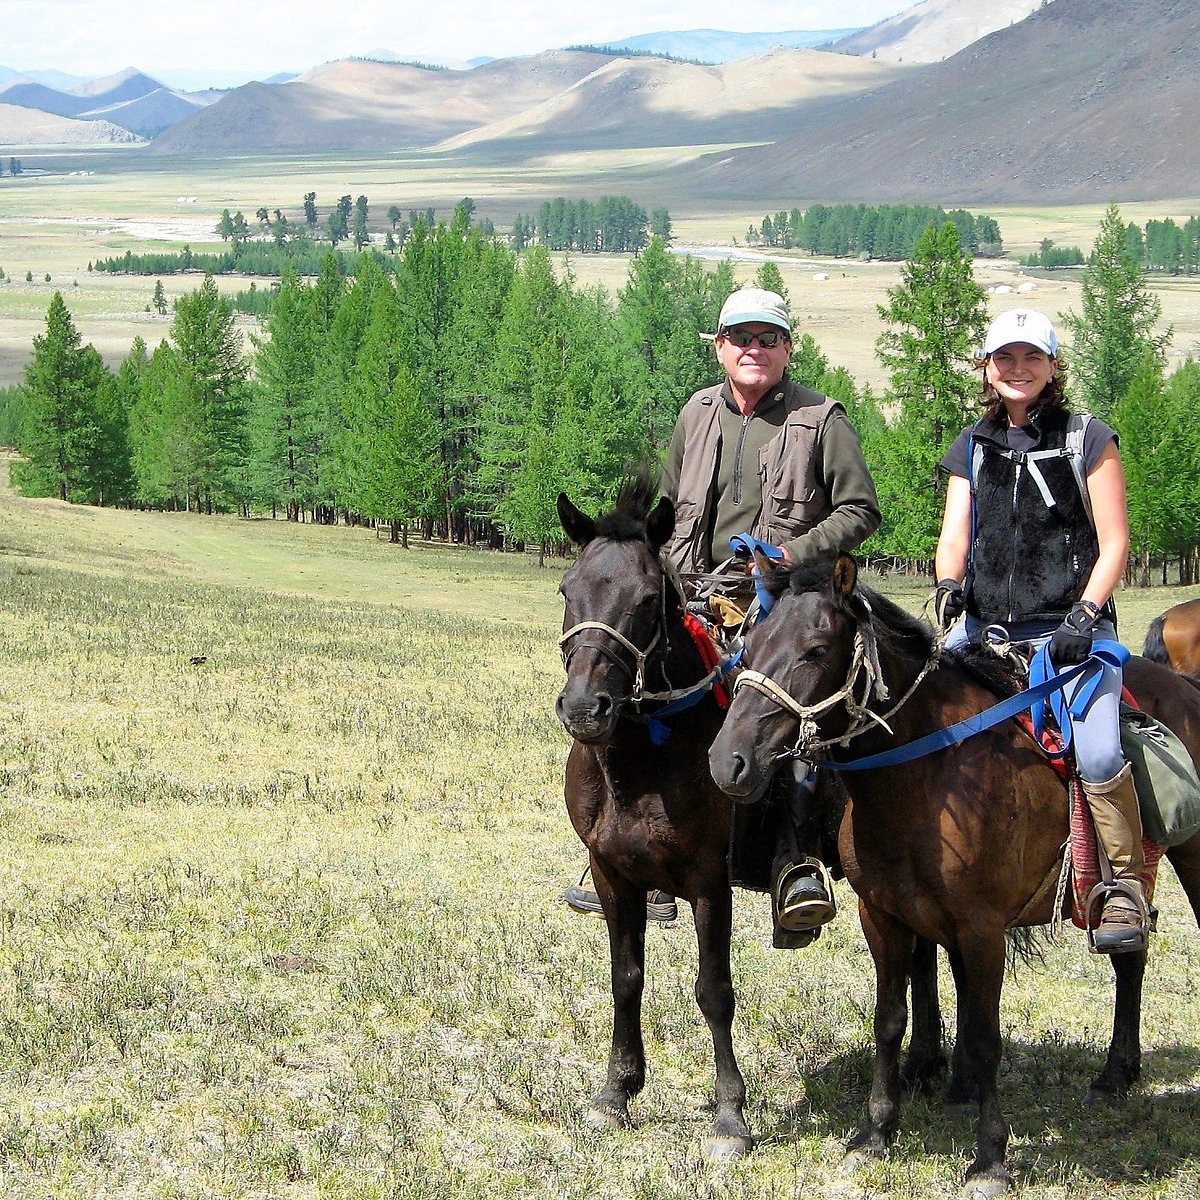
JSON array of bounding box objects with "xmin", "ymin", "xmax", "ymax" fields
[
  {"xmin": 1049, "ymin": 601, "xmax": 1101, "ymax": 665},
  {"xmin": 933, "ymin": 579, "xmax": 965, "ymax": 631}
]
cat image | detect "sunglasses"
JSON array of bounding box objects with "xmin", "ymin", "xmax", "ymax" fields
[{"xmin": 720, "ymin": 328, "xmax": 789, "ymax": 349}]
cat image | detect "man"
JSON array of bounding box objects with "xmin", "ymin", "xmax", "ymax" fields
[{"xmin": 564, "ymin": 287, "xmax": 880, "ymax": 946}]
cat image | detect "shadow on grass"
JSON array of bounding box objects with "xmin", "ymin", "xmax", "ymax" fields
[{"xmin": 763, "ymin": 1035, "xmax": 1200, "ymax": 1188}]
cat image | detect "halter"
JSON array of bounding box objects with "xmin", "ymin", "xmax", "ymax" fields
[
  {"xmin": 558, "ymin": 551, "xmax": 738, "ymax": 712},
  {"xmin": 733, "ymin": 599, "xmax": 941, "ymax": 765},
  {"xmin": 558, "ymin": 619, "xmax": 662, "ymax": 701}
]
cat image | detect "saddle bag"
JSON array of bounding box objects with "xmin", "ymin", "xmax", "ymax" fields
[{"xmin": 1120, "ymin": 703, "xmax": 1200, "ymax": 846}]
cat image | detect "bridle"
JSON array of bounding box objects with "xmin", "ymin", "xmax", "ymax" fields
[
  {"xmin": 559, "ymin": 618, "xmax": 663, "ymax": 702},
  {"xmin": 731, "ymin": 596, "xmax": 941, "ymax": 764},
  {"xmin": 558, "ymin": 552, "xmax": 739, "ymax": 711}
]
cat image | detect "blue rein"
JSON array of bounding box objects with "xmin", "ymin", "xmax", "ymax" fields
[{"xmin": 816, "ymin": 639, "xmax": 1128, "ymax": 774}]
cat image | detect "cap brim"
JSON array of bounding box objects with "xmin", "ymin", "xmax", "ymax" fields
[{"xmin": 718, "ymin": 312, "xmax": 791, "ymax": 332}]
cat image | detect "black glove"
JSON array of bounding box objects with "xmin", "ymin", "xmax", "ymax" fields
[
  {"xmin": 933, "ymin": 579, "xmax": 965, "ymax": 631},
  {"xmin": 1049, "ymin": 601, "xmax": 1101, "ymax": 665}
]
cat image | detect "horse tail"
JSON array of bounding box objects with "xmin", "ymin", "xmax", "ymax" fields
[{"xmin": 1142, "ymin": 614, "xmax": 1171, "ymax": 665}]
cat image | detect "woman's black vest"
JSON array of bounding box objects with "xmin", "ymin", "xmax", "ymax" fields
[{"xmin": 966, "ymin": 409, "xmax": 1099, "ymax": 625}]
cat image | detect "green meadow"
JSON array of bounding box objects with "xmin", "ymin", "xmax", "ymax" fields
[{"xmin": 2, "ymin": 454, "xmax": 1200, "ymax": 1198}]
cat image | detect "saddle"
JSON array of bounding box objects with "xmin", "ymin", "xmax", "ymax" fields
[{"xmin": 954, "ymin": 645, "xmax": 1164, "ymax": 932}]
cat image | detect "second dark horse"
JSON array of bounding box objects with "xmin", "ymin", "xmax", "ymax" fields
[{"xmin": 709, "ymin": 553, "xmax": 1200, "ymax": 1195}]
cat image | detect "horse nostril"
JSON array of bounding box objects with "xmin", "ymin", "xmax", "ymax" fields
[
  {"xmin": 729, "ymin": 751, "xmax": 748, "ymax": 784},
  {"xmin": 594, "ymin": 692, "xmax": 613, "ymax": 718}
]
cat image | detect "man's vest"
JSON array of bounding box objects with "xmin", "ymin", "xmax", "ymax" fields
[
  {"xmin": 665, "ymin": 379, "xmax": 841, "ymax": 574},
  {"xmin": 966, "ymin": 408, "xmax": 1101, "ymax": 624}
]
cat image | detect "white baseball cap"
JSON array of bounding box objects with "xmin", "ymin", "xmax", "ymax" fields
[
  {"xmin": 716, "ymin": 287, "xmax": 791, "ymax": 334},
  {"xmin": 982, "ymin": 308, "xmax": 1058, "ymax": 357}
]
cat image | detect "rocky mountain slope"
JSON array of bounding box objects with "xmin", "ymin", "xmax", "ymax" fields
[
  {"xmin": 688, "ymin": 0, "xmax": 1200, "ymax": 202},
  {"xmin": 829, "ymin": 0, "xmax": 1044, "ymax": 62},
  {"xmin": 148, "ymin": 52, "xmax": 619, "ymax": 154},
  {"xmin": 438, "ymin": 49, "xmax": 900, "ymax": 156},
  {"xmin": 0, "ymin": 102, "xmax": 144, "ymax": 145}
]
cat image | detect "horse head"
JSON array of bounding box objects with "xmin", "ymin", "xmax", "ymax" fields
[
  {"xmin": 708, "ymin": 552, "xmax": 872, "ymax": 800},
  {"xmin": 555, "ymin": 476, "xmax": 677, "ymax": 744}
]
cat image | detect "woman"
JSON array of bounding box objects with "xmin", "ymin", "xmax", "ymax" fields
[{"xmin": 933, "ymin": 308, "xmax": 1150, "ymax": 954}]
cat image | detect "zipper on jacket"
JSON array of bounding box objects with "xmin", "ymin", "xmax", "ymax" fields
[
  {"xmin": 732, "ymin": 413, "xmax": 750, "ymax": 505},
  {"xmin": 1006, "ymin": 462, "xmax": 1022, "ymax": 621}
]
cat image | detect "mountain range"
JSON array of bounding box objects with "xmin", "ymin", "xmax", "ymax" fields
[{"xmin": 2, "ymin": 0, "xmax": 1197, "ymax": 204}]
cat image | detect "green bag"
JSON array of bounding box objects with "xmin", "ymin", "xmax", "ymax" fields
[{"xmin": 1120, "ymin": 703, "xmax": 1200, "ymax": 847}]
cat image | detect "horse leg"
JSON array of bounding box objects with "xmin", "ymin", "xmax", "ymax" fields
[
  {"xmin": 944, "ymin": 947, "xmax": 977, "ymax": 1108},
  {"xmin": 844, "ymin": 901, "xmax": 914, "ymax": 1166},
  {"xmin": 587, "ymin": 865, "xmax": 648, "ymax": 1128},
  {"xmin": 902, "ymin": 936, "xmax": 948, "ymax": 1092},
  {"xmin": 692, "ymin": 887, "xmax": 753, "ymax": 1161},
  {"xmin": 1166, "ymin": 831, "xmax": 1200, "ymax": 927},
  {"xmin": 1088, "ymin": 951, "xmax": 1145, "ymax": 1101},
  {"xmin": 953, "ymin": 929, "xmax": 1013, "ymax": 1196}
]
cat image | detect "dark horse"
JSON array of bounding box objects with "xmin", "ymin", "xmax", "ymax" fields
[
  {"xmin": 708, "ymin": 553, "xmax": 1200, "ymax": 1195},
  {"xmin": 1143, "ymin": 597, "xmax": 1200, "ymax": 676},
  {"xmin": 554, "ymin": 476, "xmax": 753, "ymax": 1160}
]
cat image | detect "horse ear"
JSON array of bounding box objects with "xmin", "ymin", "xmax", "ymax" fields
[
  {"xmin": 557, "ymin": 493, "xmax": 595, "ymax": 546},
  {"xmin": 831, "ymin": 552, "xmax": 859, "ymax": 600},
  {"xmin": 645, "ymin": 496, "xmax": 675, "ymax": 551}
]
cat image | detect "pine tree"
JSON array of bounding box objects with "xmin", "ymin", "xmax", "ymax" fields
[
  {"xmin": 248, "ymin": 268, "xmax": 320, "ymax": 518},
  {"xmin": 20, "ymin": 293, "xmax": 104, "ymax": 500},
  {"xmin": 874, "ymin": 223, "xmax": 989, "ymax": 561},
  {"xmin": 1061, "ymin": 202, "xmax": 1171, "ymax": 421},
  {"xmin": 169, "ymin": 274, "xmax": 249, "ymax": 512},
  {"xmin": 1114, "ymin": 350, "xmax": 1174, "ymax": 586}
]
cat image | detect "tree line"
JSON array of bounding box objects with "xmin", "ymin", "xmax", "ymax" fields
[
  {"xmin": 743, "ymin": 203, "xmax": 1003, "ymax": 260},
  {"xmin": 6, "ymin": 202, "xmax": 1197, "ymax": 581},
  {"xmin": 510, "ymin": 197, "xmax": 670, "ymax": 254},
  {"xmin": 1022, "ymin": 214, "xmax": 1200, "ymax": 276}
]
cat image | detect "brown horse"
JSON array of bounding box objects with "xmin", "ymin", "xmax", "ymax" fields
[
  {"xmin": 1143, "ymin": 597, "xmax": 1200, "ymax": 675},
  {"xmin": 554, "ymin": 476, "xmax": 753, "ymax": 1161},
  {"xmin": 708, "ymin": 553, "xmax": 1200, "ymax": 1195}
]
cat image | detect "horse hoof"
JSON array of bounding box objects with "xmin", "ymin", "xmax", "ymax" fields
[
  {"xmin": 705, "ymin": 1133, "xmax": 753, "ymax": 1162},
  {"xmin": 583, "ymin": 1104, "xmax": 627, "ymax": 1131},
  {"xmin": 962, "ymin": 1167, "xmax": 1014, "ymax": 1198},
  {"xmin": 840, "ymin": 1147, "xmax": 879, "ymax": 1176}
]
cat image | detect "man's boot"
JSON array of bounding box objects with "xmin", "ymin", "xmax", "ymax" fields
[
  {"xmin": 1081, "ymin": 763, "xmax": 1152, "ymax": 954},
  {"xmin": 770, "ymin": 767, "xmax": 837, "ymax": 948}
]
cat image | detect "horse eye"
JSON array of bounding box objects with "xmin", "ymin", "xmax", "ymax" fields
[{"xmin": 802, "ymin": 645, "xmax": 827, "ymax": 664}]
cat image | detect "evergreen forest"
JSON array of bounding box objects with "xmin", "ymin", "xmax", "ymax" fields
[{"xmin": 5, "ymin": 203, "xmax": 1199, "ymax": 582}]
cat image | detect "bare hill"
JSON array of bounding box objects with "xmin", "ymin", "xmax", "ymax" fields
[
  {"xmin": 687, "ymin": 0, "xmax": 1200, "ymax": 203},
  {"xmin": 441, "ymin": 48, "xmax": 902, "ymax": 155},
  {"xmin": 149, "ymin": 51, "xmax": 620, "ymax": 155},
  {"xmin": 68, "ymin": 67, "xmax": 166, "ymax": 103},
  {"xmin": 81, "ymin": 89, "xmax": 205, "ymax": 137},
  {"xmin": 830, "ymin": 0, "xmax": 1043, "ymax": 63},
  {"xmin": 0, "ymin": 79, "xmax": 88, "ymax": 117},
  {"xmin": 0, "ymin": 102, "xmax": 144, "ymax": 146}
]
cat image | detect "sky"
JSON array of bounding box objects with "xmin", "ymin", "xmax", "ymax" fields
[{"xmin": 0, "ymin": 0, "xmax": 914, "ymax": 88}]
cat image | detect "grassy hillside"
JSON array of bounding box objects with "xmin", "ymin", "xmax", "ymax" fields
[{"xmin": 1, "ymin": 459, "xmax": 1199, "ymax": 1198}]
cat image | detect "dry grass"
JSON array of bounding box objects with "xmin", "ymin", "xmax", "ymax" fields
[{"xmin": 1, "ymin": 455, "xmax": 1199, "ymax": 1198}]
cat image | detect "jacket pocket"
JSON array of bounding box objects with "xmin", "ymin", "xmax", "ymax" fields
[{"xmin": 767, "ymin": 486, "xmax": 822, "ymax": 537}]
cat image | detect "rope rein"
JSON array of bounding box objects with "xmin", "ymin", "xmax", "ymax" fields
[
  {"xmin": 558, "ymin": 552, "xmax": 743, "ymax": 712},
  {"xmin": 733, "ymin": 607, "xmax": 944, "ymax": 764}
]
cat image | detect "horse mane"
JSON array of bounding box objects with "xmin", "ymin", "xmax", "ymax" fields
[
  {"xmin": 1142, "ymin": 614, "xmax": 1169, "ymax": 664},
  {"xmin": 593, "ymin": 466, "xmax": 661, "ymax": 543},
  {"xmin": 766, "ymin": 559, "xmax": 935, "ymax": 663}
]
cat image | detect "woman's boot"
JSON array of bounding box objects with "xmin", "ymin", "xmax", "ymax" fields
[{"xmin": 1081, "ymin": 763, "xmax": 1152, "ymax": 954}]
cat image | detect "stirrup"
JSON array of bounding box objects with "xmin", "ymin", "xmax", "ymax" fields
[
  {"xmin": 775, "ymin": 857, "xmax": 837, "ymax": 932},
  {"xmin": 1084, "ymin": 879, "xmax": 1152, "ymax": 955}
]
